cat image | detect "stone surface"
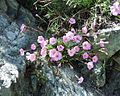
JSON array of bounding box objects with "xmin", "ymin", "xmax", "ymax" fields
[
  {"xmin": 36, "ymin": 60, "xmax": 103, "ymax": 96},
  {"xmin": 101, "ymin": 58, "xmax": 120, "ymax": 96},
  {"xmin": 0, "ymin": 0, "xmax": 120, "ymax": 96},
  {"xmin": 93, "ymin": 27, "xmax": 120, "ymax": 88},
  {"xmin": 0, "ymin": 0, "xmax": 7, "ymax": 12},
  {"xmin": 0, "ymin": 0, "xmax": 40, "ymax": 95}
]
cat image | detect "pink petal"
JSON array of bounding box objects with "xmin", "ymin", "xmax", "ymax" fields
[
  {"xmin": 19, "ymin": 48, "xmax": 25, "ymax": 56},
  {"xmin": 87, "ymin": 61, "xmax": 94, "ymax": 70},
  {"xmin": 20, "ymin": 24, "xmax": 27, "ymax": 32},
  {"xmin": 78, "ymin": 76, "xmax": 84, "ymax": 84},
  {"xmin": 49, "ymin": 37, "xmax": 57, "ymax": 45},
  {"xmin": 69, "ymin": 18, "xmax": 76, "ymax": 24},
  {"xmin": 92, "ymin": 55, "xmax": 98, "ymax": 63},
  {"xmin": 31, "ymin": 44, "xmax": 36, "ymax": 50},
  {"xmin": 82, "ymin": 26, "xmax": 87, "ymax": 34}
]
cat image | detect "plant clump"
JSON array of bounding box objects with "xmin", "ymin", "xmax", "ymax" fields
[{"xmin": 20, "ymin": 17, "xmax": 109, "ymax": 83}]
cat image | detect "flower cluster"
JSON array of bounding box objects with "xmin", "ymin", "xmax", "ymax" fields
[
  {"xmin": 20, "ymin": 18, "xmax": 108, "ymax": 84},
  {"xmin": 110, "ymin": 1, "xmax": 120, "ymax": 16}
]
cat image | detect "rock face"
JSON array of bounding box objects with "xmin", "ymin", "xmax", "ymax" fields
[
  {"xmin": 37, "ymin": 61, "xmax": 103, "ymax": 96},
  {"xmin": 0, "ymin": 0, "xmax": 40, "ymax": 96},
  {"xmin": 0, "ymin": 0, "xmax": 120, "ymax": 96}
]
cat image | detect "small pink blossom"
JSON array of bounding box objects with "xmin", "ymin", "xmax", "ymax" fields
[
  {"xmin": 66, "ymin": 31, "xmax": 74, "ymax": 40},
  {"xmin": 73, "ymin": 46, "xmax": 80, "ymax": 52},
  {"xmin": 92, "ymin": 55, "xmax": 98, "ymax": 63},
  {"xmin": 110, "ymin": 2, "xmax": 120, "ymax": 16},
  {"xmin": 82, "ymin": 26, "xmax": 88, "ymax": 34},
  {"xmin": 20, "ymin": 24, "xmax": 27, "ymax": 32},
  {"xmin": 69, "ymin": 18, "xmax": 76, "ymax": 24},
  {"xmin": 78, "ymin": 76, "xmax": 84, "ymax": 84},
  {"xmin": 67, "ymin": 49, "xmax": 76, "ymax": 57},
  {"xmin": 49, "ymin": 49, "xmax": 57, "ymax": 57},
  {"xmin": 71, "ymin": 28, "xmax": 76, "ymax": 34},
  {"xmin": 99, "ymin": 40, "xmax": 105, "ymax": 47},
  {"xmin": 82, "ymin": 52, "xmax": 89, "ymax": 59},
  {"xmin": 87, "ymin": 61, "xmax": 94, "ymax": 70},
  {"xmin": 40, "ymin": 40, "xmax": 48, "ymax": 48},
  {"xmin": 63, "ymin": 36, "xmax": 70, "ymax": 43},
  {"xmin": 99, "ymin": 40, "xmax": 109, "ymax": 47},
  {"xmin": 52, "ymin": 51, "xmax": 62, "ymax": 61},
  {"xmin": 37, "ymin": 36, "xmax": 44, "ymax": 43},
  {"xmin": 73, "ymin": 35, "xmax": 82, "ymax": 43},
  {"xmin": 49, "ymin": 37, "xmax": 57, "ymax": 45},
  {"xmin": 82, "ymin": 41, "xmax": 91, "ymax": 50},
  {"xmin": 40, "ymin": 47, "xmax": 47, "ymax": 57},
  {"xmin": 26, "ymin": 53, "xmax": 36, "ymax": 62},
  {"xmin": 31, "ymin": 44, "xmax": 36, "ymax": 50},
  {"xmin": 57, "ymin": 45, "xmax": 64, "ymax": 51},
  {"xmin": 19, "ymin": 48, "xmax": 25, "ymax": 56}
]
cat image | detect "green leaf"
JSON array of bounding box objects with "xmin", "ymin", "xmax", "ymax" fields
[{"xmin": 46, "ymin": 45, "xmax": 53, "ymax": 49}]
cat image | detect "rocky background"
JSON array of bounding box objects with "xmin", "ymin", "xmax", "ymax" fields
[{"xmin": 0, "ymin": 0, "xmax": 120, "ymax": 96}]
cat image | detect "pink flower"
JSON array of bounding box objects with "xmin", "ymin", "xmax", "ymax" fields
[
  {"xmin": 57, "ymin": 45, "xmax": 64, "ymax": 51},
  {"xmin": 40, "ymin": 40, "xmax": 48, "ymax": 48},
  {"xmin": 26, "ymin": 53, "xmax": 36, "ymax": 62},
  {"xmin": 69, "ymin": 18, "xmax": 76, "ymax": 24},
  {"xmin": 67, "ymin": 49, "xmax": 76, "ymax": 57},
  {"xmin": 49, "ymin": 37, "xmax": 57, "ymax": 45},
  {"xmin": 71, "ymin": 28, "xmax": 76, "ymax": 34},
  {"xmin": 86, "ymin": 33, "xmax": 90, "ymax": 37},
  {"xmin": 87, "ymin": 61, "xmax": 94, "ymax": 70},
  {"xmin": 78, "ymin": 76, "xmax": 84, "ymax": 84},
  {"xmin": 30, "ymin": 54, "xmax": 36, "ymax": 62},
  {"xmin": 20, "ymin": 24, "xmax": 27, "ymax": 32},
  {"xmin": 73, "ymin": 46, "xmax": 80, "ymax": 52},
  {"xmin": 110, "ymin": 2, "xmax": 120, "ymax": 16},
  {"xmin": 66, "ymin": 31, "xmax": 74, "ymax": 40},
  {"xmin": 52, "ymin": 51, "xmax": 62, "ymax": 61},
  {"xmin": 99, "ymin": 40, "xmax": 105, "ymax": 47},
  {"xmin": 73, "ymin": 35, "xmax": 82, "ymax": 43},
  {"xmin": 99, "ymin": 40, "xmax": 109, "ymax": 47},
  {"xmin": 49, "ymin": 49, "xmax": 57, "ymax": 57},
  {"xmin": 82, "ymin": 52, "xmax": 89, "ymax": 59},
  {"xmin": 31, "ymin": 44, "xmax": 36, "ymax": 50},
  {"xmin": 19, "ymin": 48, "xmax": 25, "ymax": 56},
  {"xmin": 37, "ymin": 36, "xmax": 44, "ymax": 43},
  {"xmin": 82, "ymin": 26, "xmax": 88, "ymax": 34},
  {"xmin": 92, "ymin": 55, "xmax": 98, "ymax": 63},
  {"xmin": 82, "ymin": 41, "xmax": 91, "ymax": 50},
  {"xmin": 40, "ymin": 47, "xmax": 47, "ymax": 57},
  {"xmin": 63, "ymin": 36, "xmax": 70, "ymax": 43}
]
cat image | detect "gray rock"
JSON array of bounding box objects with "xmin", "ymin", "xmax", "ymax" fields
[
  {"xmin": 5, "ymin": 0, "xmax": 19, "ymax": 18},
  {"xmin": 1, "ymin": 0, "xmax": 35, "ymax": 26},
  {"xmin": 0, "ymin": 0, "xmax": 120, "ymax": 96},
  {"xmin": 4, "ymin": 22, "xmax": 19, "ymax": 41},
  {"xmin": 0, "ymin": 14, "xmax": 10, "ymax": 32},
  {"xmin": 0, "ymin": 0, "xmax": 40, "ymax": 95},
  {"xmin": 0, "ymin": 0, "xmax": 7, "ymax": 12},
  {"xmin": 37, "ymin": 60, "xmax": 103, "ymax": 96}
]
